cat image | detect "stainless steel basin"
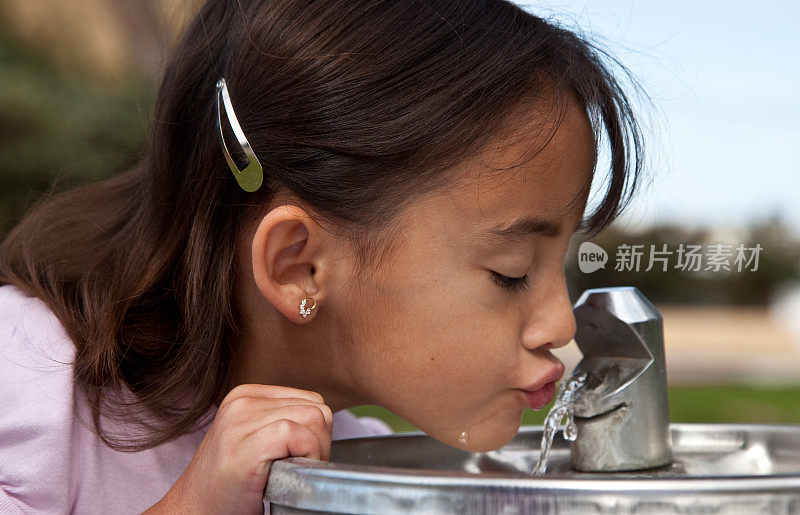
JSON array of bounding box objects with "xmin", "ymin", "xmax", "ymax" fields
[{"xmin": 266, "ymin": 423, "xmax": 800, "ymax": 514}]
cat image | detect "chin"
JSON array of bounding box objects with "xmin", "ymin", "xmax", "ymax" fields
[
  {"xmin": 448, "ymin": 418, "xmax": 522, "ymax": 453},
  {"xmin": 460, "ymin": 431, "xmax": 519, "ymax": 453}
]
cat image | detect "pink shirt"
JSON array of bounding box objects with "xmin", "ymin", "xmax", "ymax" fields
[{"xmin": 0, "ymin": 284, "xmax": 392, "ymax": 514}]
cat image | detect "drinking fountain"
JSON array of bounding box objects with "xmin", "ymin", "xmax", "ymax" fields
[
  {"xmin": 570, "ymin": 286, "xmax": 672, "ymax": 471},
  {"xmin": 264, "ymin": 286, "xmax": 800, "ymax": 514}
]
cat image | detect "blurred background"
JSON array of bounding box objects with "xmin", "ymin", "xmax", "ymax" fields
[{"xmin": 1, "ymin": 1, "xmax": 798, "ymax": 432}]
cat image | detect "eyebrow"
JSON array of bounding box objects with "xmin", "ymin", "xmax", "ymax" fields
[{"xmin": 480, "ymin": 215, "xmax": 582, "ymax": 244}]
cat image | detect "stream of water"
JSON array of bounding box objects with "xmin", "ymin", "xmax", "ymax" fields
[{"xmin": 531, "ymin": 371, "xmax": 588, "ymax": 475}]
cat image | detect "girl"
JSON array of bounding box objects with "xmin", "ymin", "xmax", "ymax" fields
[{"xmin": 0, "ymin": 0, "xmax": 644, "ymax": 513}]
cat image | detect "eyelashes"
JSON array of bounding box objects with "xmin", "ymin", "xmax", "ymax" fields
[{"xmin": 490, "ymin": 271, "xmax": 530, "ymax": 293}]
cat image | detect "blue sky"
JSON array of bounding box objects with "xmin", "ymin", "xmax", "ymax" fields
[{"xmin": 516, "ymin": 1, "xmax": 800, "ymax": 236}]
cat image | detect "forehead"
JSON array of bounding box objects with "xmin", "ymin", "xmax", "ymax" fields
[{"xmin": 438, "ymin": 92, "xmax": 596, "ymax": 241}]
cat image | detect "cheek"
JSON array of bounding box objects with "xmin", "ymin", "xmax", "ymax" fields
[
  {"xmin": 341, "ymin": 240, "xmax": 527, "ymax": 451},
  {"xmin": 361, "ymin": 267, "xmax": 516, "ymax": 385},
  {"xmin": 353, "ymin": 275, "xmax": 525, "ymax": 449}
]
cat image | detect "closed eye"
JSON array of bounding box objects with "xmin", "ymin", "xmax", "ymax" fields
[{"xmin": 490, "ymin": 271, "xmax": 530, "ymax": 293}]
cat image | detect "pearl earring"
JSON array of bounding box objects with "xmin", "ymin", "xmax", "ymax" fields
[{"xmin": 299, "ymin": 297, "xmax": 317, "ymax": 318}]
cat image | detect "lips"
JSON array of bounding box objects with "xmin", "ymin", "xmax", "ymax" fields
[
  {"xmin": 515, "ymin": 362, "xmax": 566, "ymax": 410},
  {"xmin": 517, "ymin": 382, "xmax": 557, "ymax": 409},
  {"xmin": 519, "ymin": 362, "xmax": 566, "ymax": 394}
]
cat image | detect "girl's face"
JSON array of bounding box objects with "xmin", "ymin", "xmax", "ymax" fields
[
  {"xmin": 338, "ymin": 94, "xmax": 595, "ymax": 451},
  {"xmin": 237, "ymin": 92, "xmax": 595, "ymax": 453}
]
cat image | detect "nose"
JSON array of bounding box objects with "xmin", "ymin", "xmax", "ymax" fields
[{"xmin": 521, "ymin": 273, "xmax": 576, "ymax": 352}]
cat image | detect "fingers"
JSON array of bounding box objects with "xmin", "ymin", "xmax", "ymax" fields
[
  {"xmin": 238, "ymin": 418, "xmax": 328, "ymax": 477},
  {"xmin": 236, "ymin": 402, "xmax": 333, "ymax": 461},
  {"xmin": 215, "ymin": 385, "xmax": 334, "ymax": 464},
  {"xmin": 222, "ymin": 384, "xmax": 325, "ymax": 405},
  {"xmin": 218, "ymin": 385, "xmax": 332, "ymax": 427},
  {"xmin": 216, "ymin": 396, "xmax": 332, "ymax": 438}
]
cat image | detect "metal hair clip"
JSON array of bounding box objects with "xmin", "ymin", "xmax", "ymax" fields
[{"xmin": 215, "ymin": 77, "xmax": 263, "ymax": 192}]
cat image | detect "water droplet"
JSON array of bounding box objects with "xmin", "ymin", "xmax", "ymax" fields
[
  {"xmin": 564, "ymin": 415, "xmax": 578, "ymax": 442},
  {"xmin": 458, "ymin": 430, "xmax": 469, "ymax": 445}
]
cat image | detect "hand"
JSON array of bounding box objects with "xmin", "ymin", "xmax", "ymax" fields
[{"xmin": 143, "ymin": 384, "xmax": 333, "ymax": 515}]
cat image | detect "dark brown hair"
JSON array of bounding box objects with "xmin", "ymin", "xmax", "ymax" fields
[{"xmin": 0, "ymin": 0, "xmax": 645, "ymax": 451}]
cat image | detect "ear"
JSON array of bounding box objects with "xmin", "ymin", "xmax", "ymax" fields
[{"xmin": 251, "ymin": 205, "xmax": 325, "ymax": 323}]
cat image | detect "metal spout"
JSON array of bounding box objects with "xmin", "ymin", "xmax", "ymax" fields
[{"xmin": 569, "ymin": 286, "xmax": 672, "ymax": 472}]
